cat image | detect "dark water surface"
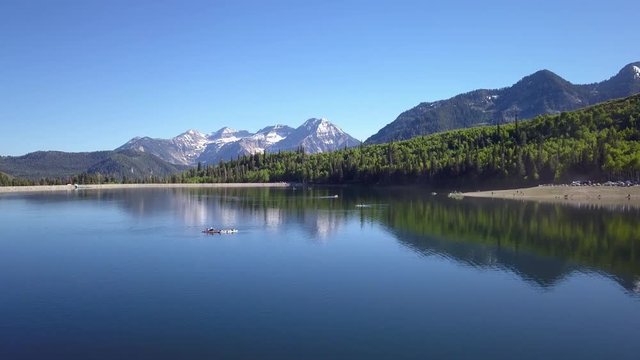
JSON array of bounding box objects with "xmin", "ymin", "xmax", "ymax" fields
[{"xmin": 1, "ymin": 187, "xmax": 639, "ymax": 359}]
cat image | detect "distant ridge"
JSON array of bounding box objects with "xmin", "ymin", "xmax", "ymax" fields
[
  {"xmin": 0, "ymin": 150, "xmax": 185, "ymax": 181},
  {"xmin": 365, "ymin": 61, "xmax": 640, "ymax": 144}
]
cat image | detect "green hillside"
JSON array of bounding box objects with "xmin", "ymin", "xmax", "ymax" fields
[
  {"xmin": 181, "ymin": 94, "xmax": 640, "ymax": 188},
  {"xmin": 0, "ymin": 150, "xmax": 184, "ymax": 184},
  {"xmin": 0, "ymin": 151, "xmax": 112, "ymax": 180},
  {"xmin": 84, "ymin": 149, "xmax": 186, "ymax": 183},
  {"xmin": 365, "ymin": 62, "xmax": 640, "ymax": 144}
]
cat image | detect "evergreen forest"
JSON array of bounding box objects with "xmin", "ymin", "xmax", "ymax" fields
[{"xmin": 177, "ymin": 94, "xmax": 640, "ymax": 188}]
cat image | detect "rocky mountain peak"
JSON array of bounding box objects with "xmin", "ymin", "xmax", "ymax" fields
[
  {"xmin": 617, "ymin": 62, "xmax": 640, "ymax": 80},
  {"xmin": 270, "ymin": 118, "xmax": 360, "ymax": 154},
  {"xmin": 302, "ymin": 118, "xmax": 328, "ymax": 128},
  {"xmin": 257, "ymin": 124, "xmax": 294, "ymax": 134},
  {"xmin": 183, "ymin": 129, "xmax": 202, "ymax": 135},
  {"xmin": 590, "ymin": 62, "xmax": 640, "ymax": 102},
  {"xmin": 513, "ymin": 69, "xmax": 570, "ymax": 90},
  {"xmin": 210, "ymin": 127, "xmax": 243, "ymax": 139},
  {"xmin": 175, "ymin": 129, "xmax": 207, "ymax": 141}
]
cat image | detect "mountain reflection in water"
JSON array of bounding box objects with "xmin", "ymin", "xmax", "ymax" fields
[{"xmin": 21, "ymin": 186, "xmax": 639, "ymax": 293}]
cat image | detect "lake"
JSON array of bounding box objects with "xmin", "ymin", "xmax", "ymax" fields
[{"xmin": 1, "ymin": 186, "xmax": 639, "ymax": 359}]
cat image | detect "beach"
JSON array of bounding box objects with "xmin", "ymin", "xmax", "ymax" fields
[
  {"xmin": 0, "ymin": 183, "xmax": 293, "ymax": 193},
  {"xmin": 462, "ymin": 185, "xmax": 640, "ymax": 206}
]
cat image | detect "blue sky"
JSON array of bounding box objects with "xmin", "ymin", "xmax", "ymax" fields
[{"xmin": 1, "ymin": 0, "xmax": 638, "ymax": 155}]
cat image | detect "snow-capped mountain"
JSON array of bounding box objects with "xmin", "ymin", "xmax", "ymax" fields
[
  {"xmin": 270, "ymin": 118, "xmax": 360, "ymax": 153},
  {"xmin": 118, "ymin": 119, "xmax": 359, "ymax": 166},
  {"xmin": 173, "ymin": 130, "xmax": 209, "ymax": 163},
  {"xmin": 196, "ymin": 125, "xmax": 294, "ymax": 164},
  {"xmin": 195, "ymin": 127, "xmax": 253, "ymax": 163},
  {"xmin": 117, "ymin": 129, "xmax": 208, "ymax": 166}
]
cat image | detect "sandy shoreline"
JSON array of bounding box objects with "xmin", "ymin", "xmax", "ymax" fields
[
  {"xmin": 0, "ymin": 182, "xmax": 293, "ymax": 193},
  {"xmin": 462, "ymin": 185, "xmax": 640, "ymax": 206}
]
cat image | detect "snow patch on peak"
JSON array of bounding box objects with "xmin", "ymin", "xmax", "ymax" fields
[
  {"xmin": 316, "ymin": 120, "xmax": 332, "ymax": 134},
  {"xmin": 632, "ymin": 65, "xmax": 640, "ymax": 80},
  {"xmin": 124, "ymin": 136, "xmax": 142, "ymax": 145},
  {"xmin": 253, "ymin": 124, "xmax": 293, "ymax": 145},
  {"xmin": 302, "ymin": 118, "xmax": 334, "ymax": 132},
  {"xmin": 210, "ymin": 127, "xmax": 244, "ymax": 139},
  {"xmin": 302, "ymin": 118, "xmax": 326, "ymax": 127},
  {"xmin": 264, "ymin": 132, "xmax": 285, "ymax": 144},
  {"xmin": 260, "ymin": 124, "xmax": 289, "ymax": 131},
  {"xmin": 176, "ymin": 129, "xmax": 206, "ymax": 140}
]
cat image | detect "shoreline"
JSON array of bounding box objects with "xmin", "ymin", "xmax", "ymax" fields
[
  {"xmin": 0, "ymin": 182, "xmax": 294, "ymax": 194},
  {"xmin": 3, "ymin": 183, "xmax": 639, "ymax": 207},
  {"xmin": 462, "ymin": 185, "xmax": 640, "ymax": 206}
]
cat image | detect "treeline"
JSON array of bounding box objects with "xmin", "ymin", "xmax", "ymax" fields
[
  {"xmin": 0, "ymin": 172, "xmax": 71, "ymax": 186},
  {"xmin": 0, "ymin": 172, "xmax": 31, "ymax": 186},
  {"xmin": 0, "ymin": 171, "xmax": 165, "ymax": 186},
  {"xmin": 179, "ymin": 94, "xmax": 640, "ymax": 188}
]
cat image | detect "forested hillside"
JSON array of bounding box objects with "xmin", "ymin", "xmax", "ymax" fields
[
  {"xmin": 179, "ymin": 94, "xmax": 640, "ymax": 188},
  {"xmin": 0, "ymin": 149, "xmax": 184, "ymax": 184},
  {"xmin": 365, "ymin": 62, "xmax": 640, "ymax": 144},
  {"xmin": 0, "ymin": 151, "xmax": 112, "ymax": 180},
  {"xmin": 85, "ymin": 149, "xmax": 186, "ymax": 182}
]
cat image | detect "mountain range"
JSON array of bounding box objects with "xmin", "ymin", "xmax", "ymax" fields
[
  {"xmin": 0, "ymin": 118, "xmax": 359, "ymax": 180},
  {"xmin": 118, "ymin": 118, "xmax": 360, "ymax": 165},
  {"xmin": 2, "ymin": 61, "xmax": 639, "ymax": 182},
  {"xmin": 365, "ymin": 62, "xmax": 640, "ymax": 144}
]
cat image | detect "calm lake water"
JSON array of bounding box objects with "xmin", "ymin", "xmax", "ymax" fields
[{"xmin": 1, "ymin": 187, "xmax": 639, "ymax": 359}]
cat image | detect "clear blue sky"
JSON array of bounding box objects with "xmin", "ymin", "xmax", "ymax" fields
[{"xmin": 1, "ymin": 0, "xmax": 638, "ymax": 155}]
